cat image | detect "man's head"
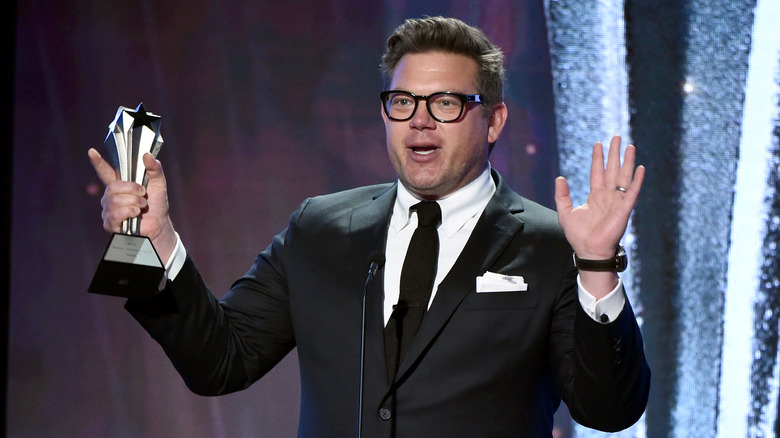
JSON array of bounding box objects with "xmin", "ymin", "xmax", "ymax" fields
[
  {"xmin": 381, "ymin": 16, "xmax": 505, "ymax": 111},
  {"xmin": 380, "ymin": 17, "xmax": 508, "ymax": 200}
]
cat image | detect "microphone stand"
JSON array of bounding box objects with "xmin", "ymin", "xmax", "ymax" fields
[{"xmin": 358, "ymin": 256, "xmax": 383, "ymax": 438}]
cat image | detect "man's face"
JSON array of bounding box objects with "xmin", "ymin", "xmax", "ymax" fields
[{"xmin": 383, "ymin": 52, "xmax": 507, "ymax": 200}]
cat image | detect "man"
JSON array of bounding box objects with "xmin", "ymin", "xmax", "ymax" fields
[{"xmin": 89, "ymin": 16, "xmax": 649, "ymax": 437}]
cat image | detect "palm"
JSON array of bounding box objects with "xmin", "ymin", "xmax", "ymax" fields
[{"xmin": 555, "ymin": 136, "xmax": 645, "ymax": 260}]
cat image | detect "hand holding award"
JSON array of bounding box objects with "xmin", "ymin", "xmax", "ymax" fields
[{"xmin": 88, "ymin": 103, "xmax": 166, "ymax": 299}]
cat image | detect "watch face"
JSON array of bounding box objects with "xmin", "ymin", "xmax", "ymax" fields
[{"xmin": 615, "ymin": 245, "xmax": 628, "ymax": 272}]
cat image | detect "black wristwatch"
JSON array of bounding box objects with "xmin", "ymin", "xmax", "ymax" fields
[{"xmin": 573, "ymin": 245, "xmax": 627, "ymax": 272}]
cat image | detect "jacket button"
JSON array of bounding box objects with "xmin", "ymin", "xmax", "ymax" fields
[{"xmin": 379, "ymin": 408, "xmax": 392, "ymax": 421}]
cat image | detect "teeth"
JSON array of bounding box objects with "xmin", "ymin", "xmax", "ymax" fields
[{"xmin": 413, "ymin": 149, "xmax": 435, "ymax": 155}]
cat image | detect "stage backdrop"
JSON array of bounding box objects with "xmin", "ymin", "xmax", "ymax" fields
[{"xmin": 9, "ymin": 0, "xmax": 780, "ymax": 437}]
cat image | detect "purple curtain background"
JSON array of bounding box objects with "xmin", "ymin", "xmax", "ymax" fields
[{"xmin": 10, "ymin": 1, "xmax": 558, "ymax": 436}]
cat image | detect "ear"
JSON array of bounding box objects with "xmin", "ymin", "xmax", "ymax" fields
[{"xmin": 486, "ymin": 102, "xmax": 508, "ymax": 144}]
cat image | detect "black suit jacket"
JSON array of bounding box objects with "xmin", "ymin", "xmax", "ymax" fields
[{"xmin": 127, "ymin": 170, "xmax": 650, "ymax": 437}]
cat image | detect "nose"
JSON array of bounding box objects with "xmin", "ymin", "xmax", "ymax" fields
[{"xmin": 408, "ymin": 101, "xmax": 436, "ymax": 130}]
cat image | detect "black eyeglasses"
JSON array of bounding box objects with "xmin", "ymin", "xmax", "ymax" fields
[{"xmin": 380, "ymin": 90, "xmax": 484, "ymax": 123}]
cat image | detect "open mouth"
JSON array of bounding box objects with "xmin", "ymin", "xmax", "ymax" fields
[{"xmin": 411, "ymin": 146, "xmax": 437, "ymax": 155}]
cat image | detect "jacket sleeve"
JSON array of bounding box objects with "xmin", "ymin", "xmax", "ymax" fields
[
  {"xmin": 124, "ymin": 223, "xmax": 298, "ymax": 396},
  {"xmin": 555, "ymin": 283, "xmax": 651, "ymax": 432}
]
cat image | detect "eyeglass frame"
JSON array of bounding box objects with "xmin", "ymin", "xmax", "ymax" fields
[{"xmin": 379, "ymin": 90, "xmax": 485, "ymax": 123}]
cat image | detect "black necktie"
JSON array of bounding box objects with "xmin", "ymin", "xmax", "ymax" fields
[{"xmin": 384, "ymin": 201, "xmax": 441, "ymax": 381}]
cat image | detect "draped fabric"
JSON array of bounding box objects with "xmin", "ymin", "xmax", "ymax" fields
[
  {"xmin": 547, "ymin": 0, "xmax": 780, "ymax": 436},
  {"xmin": 9, "ymin": 0, "xmax": 780, "ymax": 436}
]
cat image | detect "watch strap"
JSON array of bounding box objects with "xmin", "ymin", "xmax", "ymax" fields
[{"xmin": 573, "ymin": 245, "xmax": 627, "ymax": 272}]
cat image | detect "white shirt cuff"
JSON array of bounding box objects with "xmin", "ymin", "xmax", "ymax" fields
[
  {"xmin": 577, "ymin": 275, "xmax": 625, "ymax": 323},
  {"xmin": 157, "ymin": 232, "xmax": 187, "ymax": 290}
]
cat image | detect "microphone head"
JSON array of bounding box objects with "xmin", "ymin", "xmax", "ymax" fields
[
  {"xmin": 368, "ymin": 251, "xmax": 386, "ymax": 269},
  {"xmin": 367, "ymin": 251, "xmax": 386, "ymax": 276}
]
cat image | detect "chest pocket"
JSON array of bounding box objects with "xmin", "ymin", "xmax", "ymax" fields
[{"xmin": 463, "ymin": 287, "xmax": 540, "ymax": 310}]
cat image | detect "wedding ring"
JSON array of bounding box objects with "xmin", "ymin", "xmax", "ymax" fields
[{"xmin": 616, "ymin": 186, "xmax": 627, "ymax": 193}]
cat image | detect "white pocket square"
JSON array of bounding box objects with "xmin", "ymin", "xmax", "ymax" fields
[{"xmin": 476, "ymin": 271, "xmax": 528, "ymax": 293}]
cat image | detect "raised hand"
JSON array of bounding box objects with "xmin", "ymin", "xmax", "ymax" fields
[
  {"xmin": 88, "ymin": 148, "xmax": 178, "ymax": 264},
  {"xmin": 554, "ymin": 136, "xmax": 645, "ymax": 297}
]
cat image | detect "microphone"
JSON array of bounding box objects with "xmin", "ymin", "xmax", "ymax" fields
[
  {"xmin": 367, "ymin": 256, "xmax": 383, "ymax": 279},
  {"xmin": 358, "ymin": 252, "xmax": 385, "ymax": 438}
]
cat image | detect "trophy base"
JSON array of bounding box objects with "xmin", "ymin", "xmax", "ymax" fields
[{"xmin": 89, "ymin": 233, "xmax": 165, "ymax": 300}]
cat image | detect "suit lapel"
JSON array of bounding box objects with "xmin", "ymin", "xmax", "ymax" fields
[
  {"xmin": 348, "ymin": 183, "xmax": 396, "ymax": 258},
  {"xmin": 392, "ymin": 170, "xmax": 527, "ymax": 382},
  {"xmin": 348, "ymin": 183, "xmax": 396, "ymax": 390}
]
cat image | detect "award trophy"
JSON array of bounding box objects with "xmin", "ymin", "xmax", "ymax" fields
[{"xmin": 89, "ymin": 103, "xmax": 165, "ymax": 299}]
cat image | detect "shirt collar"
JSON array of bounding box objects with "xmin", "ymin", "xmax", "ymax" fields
[{"xmin": 392, "ymin": 165, "xmax": 496, "ymax": 237}]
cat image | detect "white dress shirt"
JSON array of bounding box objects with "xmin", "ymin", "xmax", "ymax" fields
[
  {"xmin": 164, "ymin": 166, "xmax": 625, "ymax": 324},
  {"xmin": 383, "ymin": 166, "xmax": 624, "ymax": 325},
  {"xmin": 383, "ymin": 167, "xmax": 496, "ymax": 325}
]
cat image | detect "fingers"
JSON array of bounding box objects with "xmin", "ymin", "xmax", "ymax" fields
[
  {"xmin": 589, "ymin": 142, "xmax": 606, "ymax": 190},
  {"xmin": 101, "ymin": 201, "xmax": 144, "ymax": 233},
  {"xmin": 603, "ymin": 136, "xmax": 623, "ymax": 189},
  {"xmin": 627, "ymin": 164, "xmax": 646, "ymax": 198},
  {"xmin": 91, "ymin": 150, "xmax": 171, "ymax": 235},
  {"xmin": 88, "ymin": 148, "xmax": 119, "ymax": 186},
  {"xmin": 600, "ymin": 136, "xmax": 642, "ymax": 194},
  {"xmin": 615, "ymin": 143, "xmax": 635, "ymax": 187},
  {"xmin": 555, "ymin": 174, "xmax": 572, "ymax": 202},
  {"xmin": 90, "ymin": 148, "xmax": 141, "ymax": 232},
  {"xmin": 554, "ymin": 176, "xmax": 574, "ymax": 223},
  {"xmin": 606, "ymin": 135, "xmax": 622, "ymax": 173},
  {"xmin": 100, "ymin": 182, "xmax": 147, "ymax": 233},
  {"xmin": 143, "ymin": 152, "xmax": 167, "ymax": 190}
]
